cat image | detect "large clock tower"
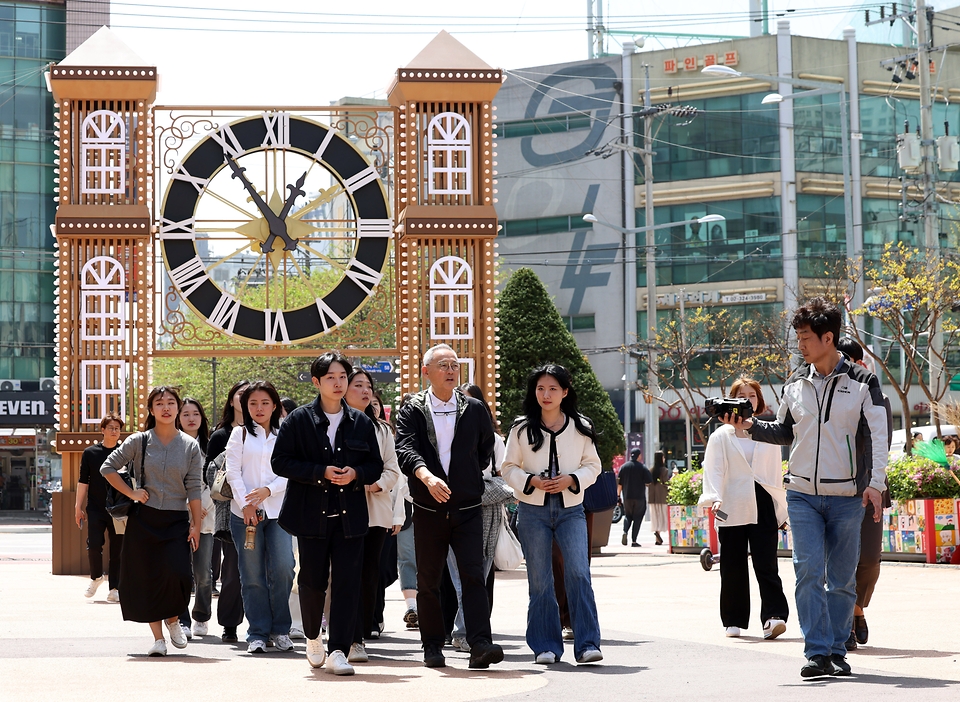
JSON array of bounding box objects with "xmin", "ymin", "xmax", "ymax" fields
[
  {"xmin": 388, "ymin": 31, "xmax": 503, "ymax": 411},
  {"xmin": 48, "ymin": 28, "xmax": 156, "ymax": 574}
]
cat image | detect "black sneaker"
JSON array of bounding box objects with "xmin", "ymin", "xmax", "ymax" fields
[
  {"xmin": 853, "ymin": 615, "xmax": 869, "ymax": 645},
  {"xmin": 830, "ymin": 654, "xmax": 852, "ymax": 676},
  {"xmin": 800, "ymin": 655, "xmax": 837, "ymax": 678},
  {"xmin": 424, "ymin": 645, "xmax": 446, "ymax": 668},
  {"xmin": 221, "ymin": 627, "xmax": 238, "ymax": 644},
  {"xmin": 468, "ymin": 640, "xmax": 504, "ymax": 669},
  {"xmin": 844, "ymin": 631, "xmax": 858, "ymax": 651}
]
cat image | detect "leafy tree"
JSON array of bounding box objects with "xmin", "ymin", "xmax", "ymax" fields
[{"xmin": 497, "ymin": 267, "xmax": 624, "ymax": 468}]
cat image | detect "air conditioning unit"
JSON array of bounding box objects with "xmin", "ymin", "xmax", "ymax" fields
[
  {"xmin": 0, "ymin": 379, "xmax": 22, "ymax": 392},
  {"xmin": 40, "ymin": 377, "xmax": 57, "ymax": 392}
]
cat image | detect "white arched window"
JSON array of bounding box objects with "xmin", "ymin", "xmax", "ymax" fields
[
  {"xmin": 427, "ymin": 112, "xmax": 471, "ymax": 195},
  {"xmin": 80, "ymin": 256, "xmax": 125, "ymax": 341},
  {"xmin": 80, "ymin": 110, "xmax": 126, "ymax": 195},
  {"xmin": 429, "ymin": 255, "xmax": 473, "ymax": 340}
]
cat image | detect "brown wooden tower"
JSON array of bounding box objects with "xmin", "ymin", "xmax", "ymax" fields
[
  {"xmin": 49, "ymin": 28, "xmax": 156, "ymax": 574},
  {"xmin": 388, "ymin": 32, "xmax": 503, "ymax": 411}
]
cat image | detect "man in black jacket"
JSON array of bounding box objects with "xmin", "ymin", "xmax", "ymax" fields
[{"xmin": 395, "ymin": 343, "xmax": 503, "ymax": 670}]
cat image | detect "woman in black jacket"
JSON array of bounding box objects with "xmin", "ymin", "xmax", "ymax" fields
[{"xmin": 271, "ymin": 351, "xmax": 383, "ymax": 676}]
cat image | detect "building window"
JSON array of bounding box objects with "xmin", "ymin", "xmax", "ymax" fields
[
  {"xmin": 80, "ymin": 110, "xmax": 126, "ymax": 195},
  {"xmin": 80, "ymin": 360, "xmax": 125, "ymax": 425},
  {"xmin": 501, "ymin": 213, "xmax": 588, "ymax": 237},
  {"xmin": 427, "ymin": 112, "xmax": 471, "ymax": 195},
  {"xmin": 80, "ymin": 256, "xmax": 125, "ymax": 340},
  {"xmin": 429, "ymin": 255, "xmax": 473, "ymax": 340},
  {"xmin": 500, "ymin": 113, "xmax": 592, "ymax": 139},
  {"xmin": 564, "ymin": 314, "xmax": 595, "ymax": 332}
]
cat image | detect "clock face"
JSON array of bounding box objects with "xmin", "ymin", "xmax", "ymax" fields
[{"xmin": 159, "ymin": 112, "xmax": 391, "ymax": 345}]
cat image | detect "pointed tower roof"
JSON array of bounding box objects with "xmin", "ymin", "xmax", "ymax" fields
[
  {"xmin": 60, "ymin": 26, "xmax": 151, "ymax": 67},
  {"xmin": 50, "ymin": 26, "xmax": 157, "ymax": 102},
  {"xmin": 388, "ymin": 31, "xmax": 502, "ymax": 105},
  {"xmin": 404, "ymin": 30, "xmax": 492, "ymax": 71}
]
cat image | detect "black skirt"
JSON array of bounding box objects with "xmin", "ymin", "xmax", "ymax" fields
[{"xmin": 119, "ymin": 504, "xmax": 192, "ymax": 623}]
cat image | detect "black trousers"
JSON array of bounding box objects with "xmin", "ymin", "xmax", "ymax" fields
[
  {"xmin": 354, "ymin": 525, "xmax": 387, "ymax": 642},
  {"xmin": 299, "ymin": 517, "xmax": 364, "ymax": 654},
  {"xmin": 86, "ymin": 508, "xmax": 122, "ymax": 589},
  {"xmin": 217, "ymin": 538, "xmax": 244, "ymax": 628},
  {"xmin": 413, "ymin": 505, "xmax": 492, "ymax": 649},
  {"xmin": 622, "ymin": 498, "xmax": 647, "ymax": 543},
  {"xmin": 717, "ymin": 482, "xmax": 789, "ymax": 629},
  {"xmin": 856, "ymin": 501, "xmax": 883, "ymax": 608}
]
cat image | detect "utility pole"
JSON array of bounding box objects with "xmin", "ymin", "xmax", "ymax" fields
[{"xmin": 643, "ymin": 63, "xmax": 659, "ymax": 466}]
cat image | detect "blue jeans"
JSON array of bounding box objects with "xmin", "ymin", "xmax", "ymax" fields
[
  {"xmin": 517, "ymin": 495, "xmax": 601, "ymax": 660},
  {"xmin": 787, "ymin": 491, "xmax": 864, "ymax": 659},
  {"xmin": 397, "ymin": 525, "xmax": 418, "ymax": 591},
  {"xmin": 229, "ymin": 514, "xmax": 295, "ymax": 642},
  {"xmin": 447, "ymin": 546, "xmax": 493, "ymax": 639},
  {"xmin": 179, "ymin": 532, "xmax": 213, "ymax": 628}
]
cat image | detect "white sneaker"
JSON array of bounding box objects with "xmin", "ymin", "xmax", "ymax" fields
[
  {"xmin": 535, "ymin": 651, "xmax": 557, "ymax": 664},
  {"xmin": 247, "ymin": 639, "xmax": 267, "ymax": 654},
  {"xmin": 84, "ymin": 576, "xmax": 104, "ymax": 598},
  {"xmin": 193, "ymin": 621, "xmax": 208, "ymax": 637},
  {"xmin": 289, "ymin": 626, "xmax": 305, "ymax": 640},
  {"xmin": 273, "ymin": 634, "xmax": 294, "ymax": 652},
  {"xmin": 347, "ymin": 642, "xmax": 368, "ymax": 662},
  {"xmin": 562, "ymin": 627, "xmax": 574, "ymax": 641},
  {"xmin": 576, "ymin": 648, "xmax": 603, "ymax": 664},
  {"xmin": 182, "ymin": 623, "xmax": 193, "ymax": 641},
  {"xmin": 451, "ymin": 636, "xmax": 471, "ymax": 653},
  {"xmin": 326, "ymin": 649, "xmax": 355, "ymax": 675},
  {"xmin": 166, "ymin": 619, "xmax": 187, "ymax": 649},
  {"xmin": 725, "ymin": 626, "xmax": 741, "ymax": 638},
  {"xmin": 306, "ymin": 638, "xmax": 326, "ymax": 668},
  {"xmin": 147, "ymin": 639, "xmax": 167, "ymax": 657},
  {"xmin": 106, "ymin": 589, "xmax": 120, "ymax": 603},
  {"xmin": 763, "ymin": 618, "xmax": 786, "ymax": 640}
]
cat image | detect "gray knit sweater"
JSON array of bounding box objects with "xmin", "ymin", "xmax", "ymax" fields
[{"xmin": 101, "ymin": 430, "xmax": 203, "ymax": 510}]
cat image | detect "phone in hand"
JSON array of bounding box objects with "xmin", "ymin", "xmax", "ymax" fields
[{"xmin": 715, "ymin": 509, "xmax": 729, "ymax": 523}]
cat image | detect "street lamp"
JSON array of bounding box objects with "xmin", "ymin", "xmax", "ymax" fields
[
  {"xmin": 584, "ymin": 212, "xmax": 725, "ymax": 465},
  {"xmin": 701, "ymin": 64, "xmax": 862, "ymax": 315}
]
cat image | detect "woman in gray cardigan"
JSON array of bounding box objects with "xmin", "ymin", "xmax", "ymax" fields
[{"xmin": 101, "ymin": 386, "xmax": 203, "ymax": 657}]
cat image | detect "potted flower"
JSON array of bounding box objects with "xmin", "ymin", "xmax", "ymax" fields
[{"xmin": 667, "ymin": 470, "xmax": 712, "ymax": 553}]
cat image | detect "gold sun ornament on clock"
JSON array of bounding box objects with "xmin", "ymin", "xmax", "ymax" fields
[{"xmin": 159, "ymin": 112, "xmax": 392, "ymax": 345}]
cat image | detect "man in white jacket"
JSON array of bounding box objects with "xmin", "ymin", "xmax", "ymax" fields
[{"xmin": 722, "ymin": 297, "xmax": 886, "ymax": 680}]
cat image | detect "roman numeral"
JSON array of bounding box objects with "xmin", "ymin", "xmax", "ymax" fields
[
  {"xmin": 314, "ymin": 297, "xmax": 343, "ymax": 333},
  {"xmin": 264, "ymin": 309, "xmax": 290, "ymax": 344},
  {"xmin": 172, "ymin": 165, "xmax": 208, "ymax": 194},
  {"xmin": 262, "ymin": 112, "xmax": 290, "ymax": 148},
  {"xmin": 168, "ymin": 256, "xmax": 208, "ymax": 298},
  {"xmin": 159, "ymin": 216, "xmax": 196, "ymax": 239},
  {"xmin": 210, "ymin": 123, "xmax": 244, "ymax": 159},
  {"xmin": 357, "ymin": 219, "xmax": 392, "ymax": 238},
  {"xmin": 209, "ymin": 293, "xmax": 241, "ymax": 334},
  {"xmin": 344, "ymin": 257, "xmax": 383, "ymax": 296},
  {"xmin": 314, "ymin": 128, "xmax": 336, "ymax": 160},
  {"xmin": 343, "ymin": 166, "xmax": 379, "ymax": 194}
]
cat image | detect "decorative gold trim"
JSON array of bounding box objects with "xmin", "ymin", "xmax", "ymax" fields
[
  {"xmin": 51, "ymin": 66, "xmax": 157, "ymax": 80},
  {"xmin": 396, "ymin": 68, "xmax": 502, "ymax": 83}
]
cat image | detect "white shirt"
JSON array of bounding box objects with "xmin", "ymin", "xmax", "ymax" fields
[
  {"xmin": 225, "ymin": 424, "xmax": 287, "ymax": 519},
  {"xmin": 429, "ymin": 388, "xmax": 456, "ymax": 476},
  {"xmin": 325, "ymin": 410, "xmax": 343, "ymax": 449}
]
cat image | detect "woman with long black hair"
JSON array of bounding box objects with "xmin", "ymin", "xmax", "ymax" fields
[
  {"xmin": 176, "ymin": 398, "xmax": 214, "ymax": 639},
  {"xmin": 207, "ymin": 380, "xmax": 249, "ymax": 643},
  {"xmin": 100, "ymin": 386, "xmax": 204, "ymax": 656},
  {"xmin": 501, "ymin": 364, "xmax": 603, "ymax": 665}
]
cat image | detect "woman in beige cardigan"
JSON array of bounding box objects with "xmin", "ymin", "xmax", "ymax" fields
[{"xmin": 502, "ymin": 364, "xmax": 603, "ymax": 666}]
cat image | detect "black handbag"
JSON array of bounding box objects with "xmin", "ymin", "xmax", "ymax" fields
[
  {"xmin": 105, "ymin": 434, "xmax": 148, "ymax": 519},
  {"xmin": 583, "ymin": 469, "xmax": 619, "ymax": 514}
]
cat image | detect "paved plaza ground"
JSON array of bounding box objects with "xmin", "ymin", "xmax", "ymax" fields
[{"xmin": 0, "ymin": 518, "xmax": 958, "ymax": 701}]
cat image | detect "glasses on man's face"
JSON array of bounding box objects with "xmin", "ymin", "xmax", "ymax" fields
[{"xmin": 432, "ymin": 361, "xmax": 460, "ymax": 372}]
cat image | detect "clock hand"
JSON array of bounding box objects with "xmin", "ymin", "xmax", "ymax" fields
[
  {"xmin": 224, "ymin": 156, "xmax": 298, "ymax": 253},
  {"xmin": 261, "ymin": 170, "xmax": 308, "ymax": 253}
]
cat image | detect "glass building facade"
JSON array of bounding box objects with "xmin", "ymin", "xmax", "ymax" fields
[{"xmin": 0, "ymin": 1, "xmax": 63, "ymax": 381}]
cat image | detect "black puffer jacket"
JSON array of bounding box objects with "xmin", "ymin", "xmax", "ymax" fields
[{"xmin": 271, "ymin": 397, "xmax": 383, "ymax": 539}]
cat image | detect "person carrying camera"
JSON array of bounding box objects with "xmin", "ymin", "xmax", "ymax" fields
[
  {"xmin": 700, "ymin": 377, "xmax": 789, "ymax": 640},
  {"xmin": 720, "ymin": 298, "xmax": 887, "ymax": 679}
]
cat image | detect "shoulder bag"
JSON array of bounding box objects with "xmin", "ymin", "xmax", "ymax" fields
[
  {"xmin": 210, "ymin": 427, "xmax": 245, "ymax": 502},
  {"xmin": 493, "ymin": 504, "xmax": 523, "ymax": 570},
  {"xmin": 582, "ymin": 469, "xmax": 619, "ymax": 514},
  {"xmin": 105, "ymin": 433, "xmax": 148, "ymax": 520}
]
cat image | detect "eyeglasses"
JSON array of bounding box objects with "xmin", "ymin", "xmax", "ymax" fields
[{"xmin": 432, "ymin": 361, "xmax": 461, "ymax": 372}]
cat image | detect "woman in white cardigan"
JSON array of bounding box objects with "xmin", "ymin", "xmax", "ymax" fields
[
  {"xmin": 344, "ymin": 368, "xmax": 400, "ymax": 662},
  {"xmin": 699, "ymin": 377, "xmax": 789, "ymax": 640},
  {"xmin": 502, "ymin": 364, "xmax": 603, "ymax": 666},
  {"xmin": 225, "ymin": 380, "xmax": 294, "ymax": 654}
]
